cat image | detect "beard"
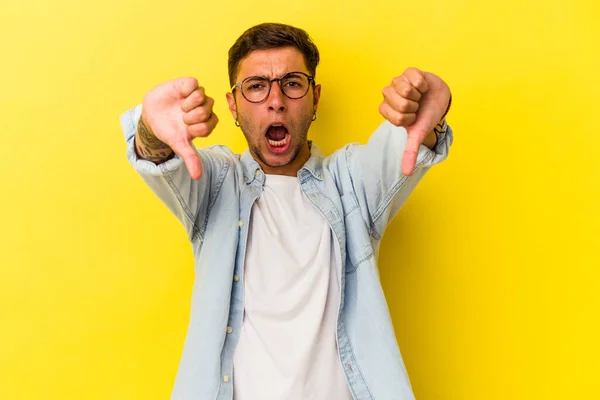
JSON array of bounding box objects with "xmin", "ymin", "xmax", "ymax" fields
[{"xmin": 238, "ymin": 109, "xmax": 313, "ymax": 168}]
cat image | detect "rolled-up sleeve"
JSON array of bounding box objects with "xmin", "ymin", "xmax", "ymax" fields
[
  {"xmin": 348, "ymin": 119, "xmax": 454, "ymax": 238},
  {"xmin": 121, "ymin": 104, "xmax": 189, "ymax": 175},
  {"xmin": 119, "ymin": 104, "xmax": 220, "ymax": 243}
]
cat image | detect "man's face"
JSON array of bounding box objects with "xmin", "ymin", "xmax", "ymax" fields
[{"xmin": 226, "ymin": 47, "xmax": 321, "ymax": 175}]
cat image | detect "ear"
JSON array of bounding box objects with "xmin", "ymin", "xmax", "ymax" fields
[
  {"xmin": 312, "ymin": 84, "xmax": 322, "ymax": 113},
  {"xmin": 226, "ymin": 92, "xmax": 237, "ymax": 120}
]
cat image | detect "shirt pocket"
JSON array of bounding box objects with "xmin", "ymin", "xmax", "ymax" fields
[{"xmin": 340, "ymin": 192, "xmax": 373, "ymax": 274}]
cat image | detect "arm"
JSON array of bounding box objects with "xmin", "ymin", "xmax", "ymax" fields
[
  {"xmin": 379, "ymin": 68, "xmax": 452, "ymax": 176},
  {"xmin": 421, "ymin": 112, "xmax": 452, "ymax": 150},
  {"xmin": 134, "ymin": 115, "xmax": 174, "ymax": 163},
  {"xmin": 348, "ymin": 117, "xmax": 452, "ymax": 238},
  {"xmin": 120, "ymin": 78, "xmax": 221, "ymax": 242},
  {"xmin": 120, "ymin": 105, "xmax": 211, "ymax": 242},
  {"xmin": 349, "ymin": 68, "xmax": 453, "ymax": 237}
]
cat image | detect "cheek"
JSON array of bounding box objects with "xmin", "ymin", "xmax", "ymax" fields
[
  {"xmin": 239, "ymin": 115, "xmax": 263, "ymax": 144},
  {"xmin": 240, "ymin": 106, "xmax": 262, "ymax": 126}
]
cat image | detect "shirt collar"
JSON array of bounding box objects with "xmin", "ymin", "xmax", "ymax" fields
[{"xmin": 240, "ymin": 140, "xmax": 325, "ymax": 184}]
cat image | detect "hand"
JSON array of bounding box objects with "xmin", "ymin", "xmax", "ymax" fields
[
  {"xmin": 379, "ymin": 67, "xmax": 451, "ymax": 176},
  {"xmin": 141, "ymin": 77, "xmax": 219, "ymax": 180}
]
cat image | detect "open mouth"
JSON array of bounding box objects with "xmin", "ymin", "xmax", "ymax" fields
[{"xmin": 265, "ymin": 123, "xmax": 291, "ymax": 153}]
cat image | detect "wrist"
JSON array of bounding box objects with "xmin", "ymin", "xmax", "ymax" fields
[
  {"xmin": 441, "ymin": 93, "xmax": 452, "ymax": 120},
  {"xmin": 432, "ymin": 117, "xmax": 448, "ymax": 148},
  {"xmin": 135, "ymin": 115, "xmax": 174, "ymax": 163},
  {"xmin": 431, "ymin": 93, "xmax": 452, "ymax": 148}
]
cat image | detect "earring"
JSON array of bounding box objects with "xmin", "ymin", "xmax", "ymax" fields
[
  {"xmin": 235, "ymin": 120, "xmax": 240, "ymax": 127},
  {"xmin": 311, "ymin": 112, "xmax": 317, "ymax": 121}
]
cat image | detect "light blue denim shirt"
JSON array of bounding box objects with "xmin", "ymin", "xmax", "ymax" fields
[{"xmin": 120, "ymin": 104, "xmax": 453, "ymax": 400}]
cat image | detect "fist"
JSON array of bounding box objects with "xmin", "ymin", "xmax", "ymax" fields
[
  {"xmin": 141, "ymin": 77, "xmax": 218, "ymax": 180},
  {"xmin": 379, "ymin": 67, "xmax": 451, "ymax": 176}
]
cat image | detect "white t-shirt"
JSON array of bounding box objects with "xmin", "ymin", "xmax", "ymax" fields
[{"xmin": 233, "ymin": 174, "xmax": 353, "ymax": 400}]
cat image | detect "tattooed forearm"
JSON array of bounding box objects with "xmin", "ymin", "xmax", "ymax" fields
[{"xmin": 135, "ymin": 117, "xmax": 174, "ymax": 163}]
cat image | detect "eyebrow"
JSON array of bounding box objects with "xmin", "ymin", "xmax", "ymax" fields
[{"xmin": 243, "ymin": 71, "xmax": 306, "ymax": 80}]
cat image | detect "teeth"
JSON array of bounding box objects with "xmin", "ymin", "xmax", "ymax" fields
[{"xmin": 268, "ymin": 133, "xmax": 289, "ymax": 147}]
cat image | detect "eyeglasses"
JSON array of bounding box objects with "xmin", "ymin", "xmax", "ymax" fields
[{"xmin": 231, "ymin": 71, "xmax": 315, "ymax": 103}]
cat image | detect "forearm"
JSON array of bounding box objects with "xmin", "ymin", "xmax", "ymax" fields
[
  {"xmin": 352, "ymin": 119, "xmax": 453, "ymax": 237},
  {"xmin": 135, "ymin": 116, "xmax": 174, "ymax": 163}
]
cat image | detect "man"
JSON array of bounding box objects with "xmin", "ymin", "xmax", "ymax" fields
[{"xmin": 120, "ymin": 22, "xmax": 453, "ymax": 400}]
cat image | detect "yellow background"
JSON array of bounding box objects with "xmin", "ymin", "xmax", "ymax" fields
[{"xmin": 1, "ymin": 0, "xmax": 598, "ymax": 398}]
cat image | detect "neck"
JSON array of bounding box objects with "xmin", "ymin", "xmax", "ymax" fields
[{"xmin": 254, "ymin": 141, "xmax": 311, "ymax": 177}]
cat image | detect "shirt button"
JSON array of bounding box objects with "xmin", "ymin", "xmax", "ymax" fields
[
  {"xmin": 223, "ymin": 375, "xmax": 230, "ymax": 383},
  {"xmin": 234, "ymin": 274, "xmax": 240, "ymax": 282},
  {"xmin": 226, "ymin": 326, "xmax": 233, "ymax": 334},
  {"xmin": 238, "ymin": 220, "xmax": 244, "ymax": 227},
  {"xmin": 255, "ymin": 170, "xmax": 261, "ymax": 176}
]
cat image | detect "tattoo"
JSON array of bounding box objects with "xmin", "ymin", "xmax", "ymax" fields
[
  {"xmin": 432, "ymin": 118, "xmax": 448, "ymax": 148},
  {"xmin": 136, "ymin": 117, "xmax": 173, "ymax": 163}
]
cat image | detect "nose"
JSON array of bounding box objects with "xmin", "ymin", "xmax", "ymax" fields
[{"xmin": 267, "ymin": 81, "xmax": 286, "ymax": 112}]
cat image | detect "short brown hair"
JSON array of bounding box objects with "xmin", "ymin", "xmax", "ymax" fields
[{"xmin": 227, "ymin": 22, "xmax": 320, "ymax": 87}]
